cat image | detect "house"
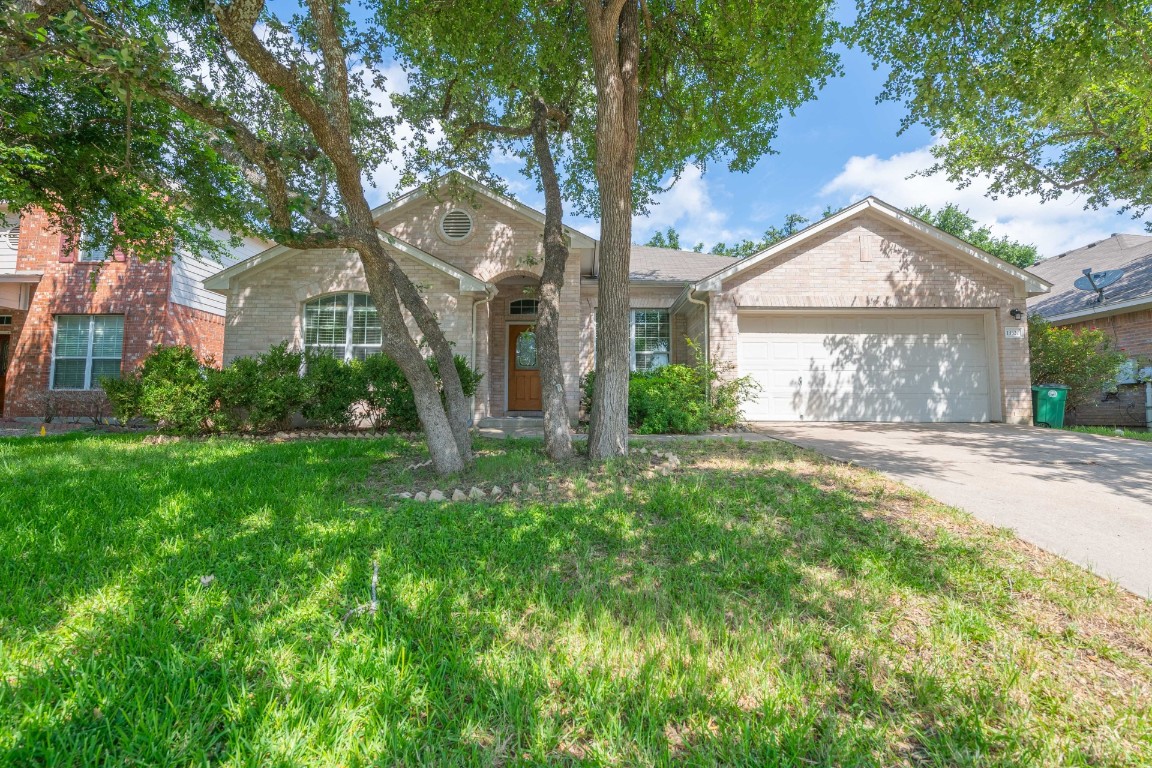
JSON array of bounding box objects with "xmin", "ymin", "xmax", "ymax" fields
[
  {"xmin": 0, "ymin": 207, "xmax": 264, "ymax": 419},
  {"xmin": 1028, "ymin": 234, "xmax": 1152, "ymax": 427},
  {"xmin": 205, "ymin": 173, "xmax": 1048, "ymax": 425}
]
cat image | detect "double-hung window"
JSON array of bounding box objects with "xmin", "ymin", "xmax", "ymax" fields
[
  {"xmin": 52, "ymin": 315, "xmax": 124, "ymax": 389},
  {"xmin": 303, "ymin": 293, "xmax": 382, "ymax": 361},
  {"xmin": 631, "ymin": 309, "xmax": 670, "ymax": 371}
]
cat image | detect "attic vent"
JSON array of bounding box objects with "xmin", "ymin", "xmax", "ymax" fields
[
  {"xmin": 440, "ymin": 209, "xmax": 474, "ymax": 242},
  {"xmin": 1, "ymin": 222, "xmax": 18, "ymax": 250}
]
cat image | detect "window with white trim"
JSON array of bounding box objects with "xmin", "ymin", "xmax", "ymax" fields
[
  {"xmin": 303, "ymin": 293, "xmax": 381, "ymax": 361},
  {"xmin": 631, "ymin": 309, "xmax": 670, "ymax": 371},
  {"xmin": 509, "ymin": 298, "xmax": 539, "ymax": 316},
  {"xmin": 52, "ymin": 315, "xmax": 124, "ymax": 389}
]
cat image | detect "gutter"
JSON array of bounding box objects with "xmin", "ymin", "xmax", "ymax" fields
[
  {"xmin": 686, "ymin": 288, "xmax": 710, "ymax": 401},
  {"xmin": 470, "ymin": 284, "xmax": 497, "ymax": 424},
  {"xmin": 1035, "ymin": 295, "xmax": 1152, "ymax": 325}
]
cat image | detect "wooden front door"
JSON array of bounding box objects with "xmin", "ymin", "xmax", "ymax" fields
[
  {"xmin": 0, "ymin": 335, "xmax": 9, "ymax": 417},
  {"xmin": 507, "ymin": 324, "xmax": 541, "ymax": 411}
]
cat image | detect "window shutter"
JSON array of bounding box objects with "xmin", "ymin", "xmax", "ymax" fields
[
  {"xmin": 59, "ymin": 245, "xmax": 74, "ymax": 263},
  {"xmin": 113, "ymin": 247, "xmax": 126, "ymax": 262}
]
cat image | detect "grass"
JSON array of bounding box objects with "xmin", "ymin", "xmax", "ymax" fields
[
  {"xmin": 1064, "ymin": 425, "xmax": 1152, "ymax": 442},
  {"xmin": 1, "ymin": 433, "xmax": 1150, "ymax": 766}
]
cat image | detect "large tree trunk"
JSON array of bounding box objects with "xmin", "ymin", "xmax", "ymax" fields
[
  {"xmin": 390, "ymin": 266, "xmax": 473, "ymax": 463},
  {"xmin": 584, "ymin": 0, "xmax": 640, "ymax": 460},
  {"xmin": 362, "ymin": 249, "xmax": 466, "ymax": 474},
  {"xmin": 530, "ymin": 100, "xmax": 574, "ymax": 460},
  {"xmin": 210, "ymin": 0, "xmax": 470, "ymax": 474}
]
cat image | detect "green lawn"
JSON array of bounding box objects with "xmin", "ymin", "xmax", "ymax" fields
[
  {"xmin": 1064, "ymin": 425, "xmax": 1152, "ymax": 442},
  {"xmin": 1, "ymin": 434, "xmax": 1150, "ymax": 766}
]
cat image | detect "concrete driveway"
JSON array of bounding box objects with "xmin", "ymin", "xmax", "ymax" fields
[{"xmin": 754, "ymin": 423, "xmax": 1152, "ymax": 598}]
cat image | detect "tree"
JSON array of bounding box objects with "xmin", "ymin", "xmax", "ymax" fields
[
  {"xmin": 906, "ymin": 203, "xmax": 1038, "ymax": 268},
  {"xmin": 579, "ymin": 0, "xmax": 838, "ymax": 458},
  {"xmin": 1028, "ymin": 315, "xmax": 1126, "ymax": 409},
  {"xmin": 712, "ymin": 213, "xmax": 811, "ymax": 258},
  {"xmin": 1, "ymin": 1, "xmax": 472, "ymax": 473},
  {"xmin": 853, "ymin": 0, "xmax": 1152, "ymax": 231},
  {"xmin": 379, "ymin": 0, "xmax": 594, "ymax": 461},
  {"xmin": 644, "ymin": 227, "xmax": 682, "ymax": 250}
]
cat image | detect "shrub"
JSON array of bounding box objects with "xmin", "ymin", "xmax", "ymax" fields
[
  {"xmin": 361, "ymin": 353, "xmax": 482, "ymax": 432},
  {"xmin": 135, "ymin": 345, "xmax": 214, "ymax": 434},
  {"xmin": 100, "ymin": 374, "xmax": 142, "ymax": 425},
  {"xmin": 301, "ymin": 351, "xmax": 365, "ymax": 428},
  {"xmin": 629, "ymin": 365, "xmax": 710, "ymax": 434},
  {"xmin": 1029, "ymin": 315, "xmax": 1127, "ymax": 409},
  {"xmin": 580, "ymin": 341, "xmax": 759, "ymax": 434},
  {"xmin": 210, "ymin": 343, "xmax": 308, "ymax": 432}
]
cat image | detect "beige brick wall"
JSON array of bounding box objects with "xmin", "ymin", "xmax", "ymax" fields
[{"xmin": 707, "ymin": 212, "xmax": 1033, "ymax": 424}]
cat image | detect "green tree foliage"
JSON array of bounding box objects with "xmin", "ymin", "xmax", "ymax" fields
[
  {"xmin": 1, "ymin": 1, "xmax": 476, "ymax": 472},
  {"xmin": 853, "ymin": 0, "xmax": 1152, "ymax": 231},
  {"xmin": 644, "ymin": 227, "xmax": 682, "ymax": 250},
  {"xmin": 906, "ymin": 204, "xmax": 1038, "ymax": 268},
  {"xmin": 1028, "ymin": 315, "xmax": 1126, "ymax": 409}
]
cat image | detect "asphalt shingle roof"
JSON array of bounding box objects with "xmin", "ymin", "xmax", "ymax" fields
[
  {"xmin": 627, "ymin": 246, "xmax": 736, "ymax": 283},
  {"xmin": 1027, "ymin": 234, "xmax": 1152, "ymax": 318}
]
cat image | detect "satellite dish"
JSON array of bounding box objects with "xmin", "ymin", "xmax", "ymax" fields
[{"xmin": 1073, "ymin": 268, "xmax": 1124, "ymax": 302}]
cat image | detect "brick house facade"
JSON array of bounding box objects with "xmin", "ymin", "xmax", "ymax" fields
[
  {"xmin": 0, "ymin": 208, "xmax": 260, "ymax": 419},
  {"xmin": 1028, "ymin": 234, "xmax": 1152, "ymax": 427},
  {"xmin": 207, "ymin": 175, "xmax": 1047, "ymax": 426}
]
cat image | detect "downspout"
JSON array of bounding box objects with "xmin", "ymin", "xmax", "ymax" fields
[
  {"xmin": 470, "ymin": 284, "xmax": 497, "ymax": 425},
  {"xmin": 686, "ymin": 286, "xmax": 710, "ymax": 399},
  {"xmin": 1145, "ymin": 381, "xmax": 1151, "ymax": 430}
]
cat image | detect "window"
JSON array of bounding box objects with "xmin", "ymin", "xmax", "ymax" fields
[
  {"xmin": 0, "ymin": 215, "xmax": 18, "ymax": 250},
  {"xmin": 303, "ymin": 293, "xmax": 381, "ymax": 361},
  {"xmin": 77, "ymin": 230, "xmax": 108, "ymax": 262},
  {"xmin": 439, "ymin": 209, "xmax": 474, "ymax": 241},
  {"xmin": 631, "ymin": 309, "xmax": 670, "ymax": 371},
  {"xmin": 515, "ymin": 329, "xmax": 538, "ymax": 369},
  {"xmin": 509, "ymin": 298, "xmax": 539, "ymax": 316},
  {"xmin": 52, "ymin": 315, "xmax": 124, "ymax": 389},
  {"xmin": 0, "ymin": 315, "xmax": 11, "ymax": 326}
]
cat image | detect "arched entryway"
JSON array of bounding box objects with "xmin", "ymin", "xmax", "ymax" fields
[{"xmin": 487, "ymin": 272, "xmax": 542, "ymax": 417}]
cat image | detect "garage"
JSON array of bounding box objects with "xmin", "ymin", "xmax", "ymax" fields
[{"xmin": 737, "ymin": 312, "xmax": 997, "ymax": 422}]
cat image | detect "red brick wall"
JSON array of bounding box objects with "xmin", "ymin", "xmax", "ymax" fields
[
  {"xmin": 1060, "ymin": 310, "xmax": 1152, "ymax": 427},
  {"xmin": 1, "ymin": 209, "xmax": 226, "ymax": 418}
]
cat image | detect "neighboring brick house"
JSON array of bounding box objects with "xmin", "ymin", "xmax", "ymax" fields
[
  {"xmin": 1028, "ymin": 234, "xmax": 1152, "ymax": 427},
  {"xmin": 206, "ymin": 173, "xmax": 1049, "ymax": 425},
  {"xmin": 0, "ymin": 207, "xmax": 263, "ymax": 419}
]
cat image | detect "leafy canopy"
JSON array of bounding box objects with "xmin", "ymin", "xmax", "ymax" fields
[
  {"xmin": 906, "ymin": 203, "xmax": 1038, "ymax": 268},
  {"xmin": 853, "ymin": 0, "xmax": 1152, "ymax": 231}
]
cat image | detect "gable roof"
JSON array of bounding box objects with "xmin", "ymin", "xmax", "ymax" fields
[
  {"xmin": 1027, "ymin": 233, "xmax": 1152, "ymax": 321},
  {"xmin": 628, "ymin": 246, "xmax": 736, "ymax": 282},
  {"xmin": 370, "ymin": 170, "xmax": 598, "ymax": 250},
  {"xmin": 690, "ymin": 197, "xmax": 1051, "ymax": 297},
  {"xmin": 203, "ymin": 231, "xmax": 489, "ymax": 294}
]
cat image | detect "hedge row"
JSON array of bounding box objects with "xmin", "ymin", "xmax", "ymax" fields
[{"xmin": 101, "ymin": 344, "xmax": 482, "ymax": 435}]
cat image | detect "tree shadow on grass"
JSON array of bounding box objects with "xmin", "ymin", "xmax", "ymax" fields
[{"xmin": 0, "ymin": 435, "xmax": 1148, "ymax": 766}]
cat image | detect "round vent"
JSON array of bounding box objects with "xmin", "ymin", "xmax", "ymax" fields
[{"xmin": 440, "ymin": 209, "xmax": 474, "ymax": 241}]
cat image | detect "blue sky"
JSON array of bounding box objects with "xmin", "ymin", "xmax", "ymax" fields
[{"xmin": 358, "ymin": 11, "xmax": 1135, "ymax": 260}]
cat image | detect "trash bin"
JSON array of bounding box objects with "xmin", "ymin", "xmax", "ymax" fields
[{"xmin": 1032, "ymin": 384, "xmax": 1070, "ymax": 428}]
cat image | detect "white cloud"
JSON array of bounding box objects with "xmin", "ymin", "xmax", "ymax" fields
[
  {"xmin": 820, "ymin": 145, "xmax": 1132, "ymax": 258},
  {"xmin": 632, "ymin": 167, "xmax": 753, "ymax": 249}
]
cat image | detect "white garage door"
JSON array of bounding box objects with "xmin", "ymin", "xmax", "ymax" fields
[{"xmin": 738, "ymin": 312, "xmax": 994, "ymax": 422}]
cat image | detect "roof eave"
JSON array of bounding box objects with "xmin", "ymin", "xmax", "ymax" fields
[
  {"xmin": 692, "ymin": 197, "xmax": 1053, "ymax": 297},
  {"xmin": 370, "ymin": 170, "xmax": 599, "ymax": 250},
  {"xmin": 1036, "ymin": 295, "xmax": 1152, "ymax": 324}
]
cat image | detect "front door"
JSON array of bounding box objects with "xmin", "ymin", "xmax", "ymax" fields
[
  {"xmin": 507, "ymin": 324, "xmax": 541, "ymax": 411},
  {"xmin": 0, "ymin": 335, "xmax": 9, "ymax": 417}
]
